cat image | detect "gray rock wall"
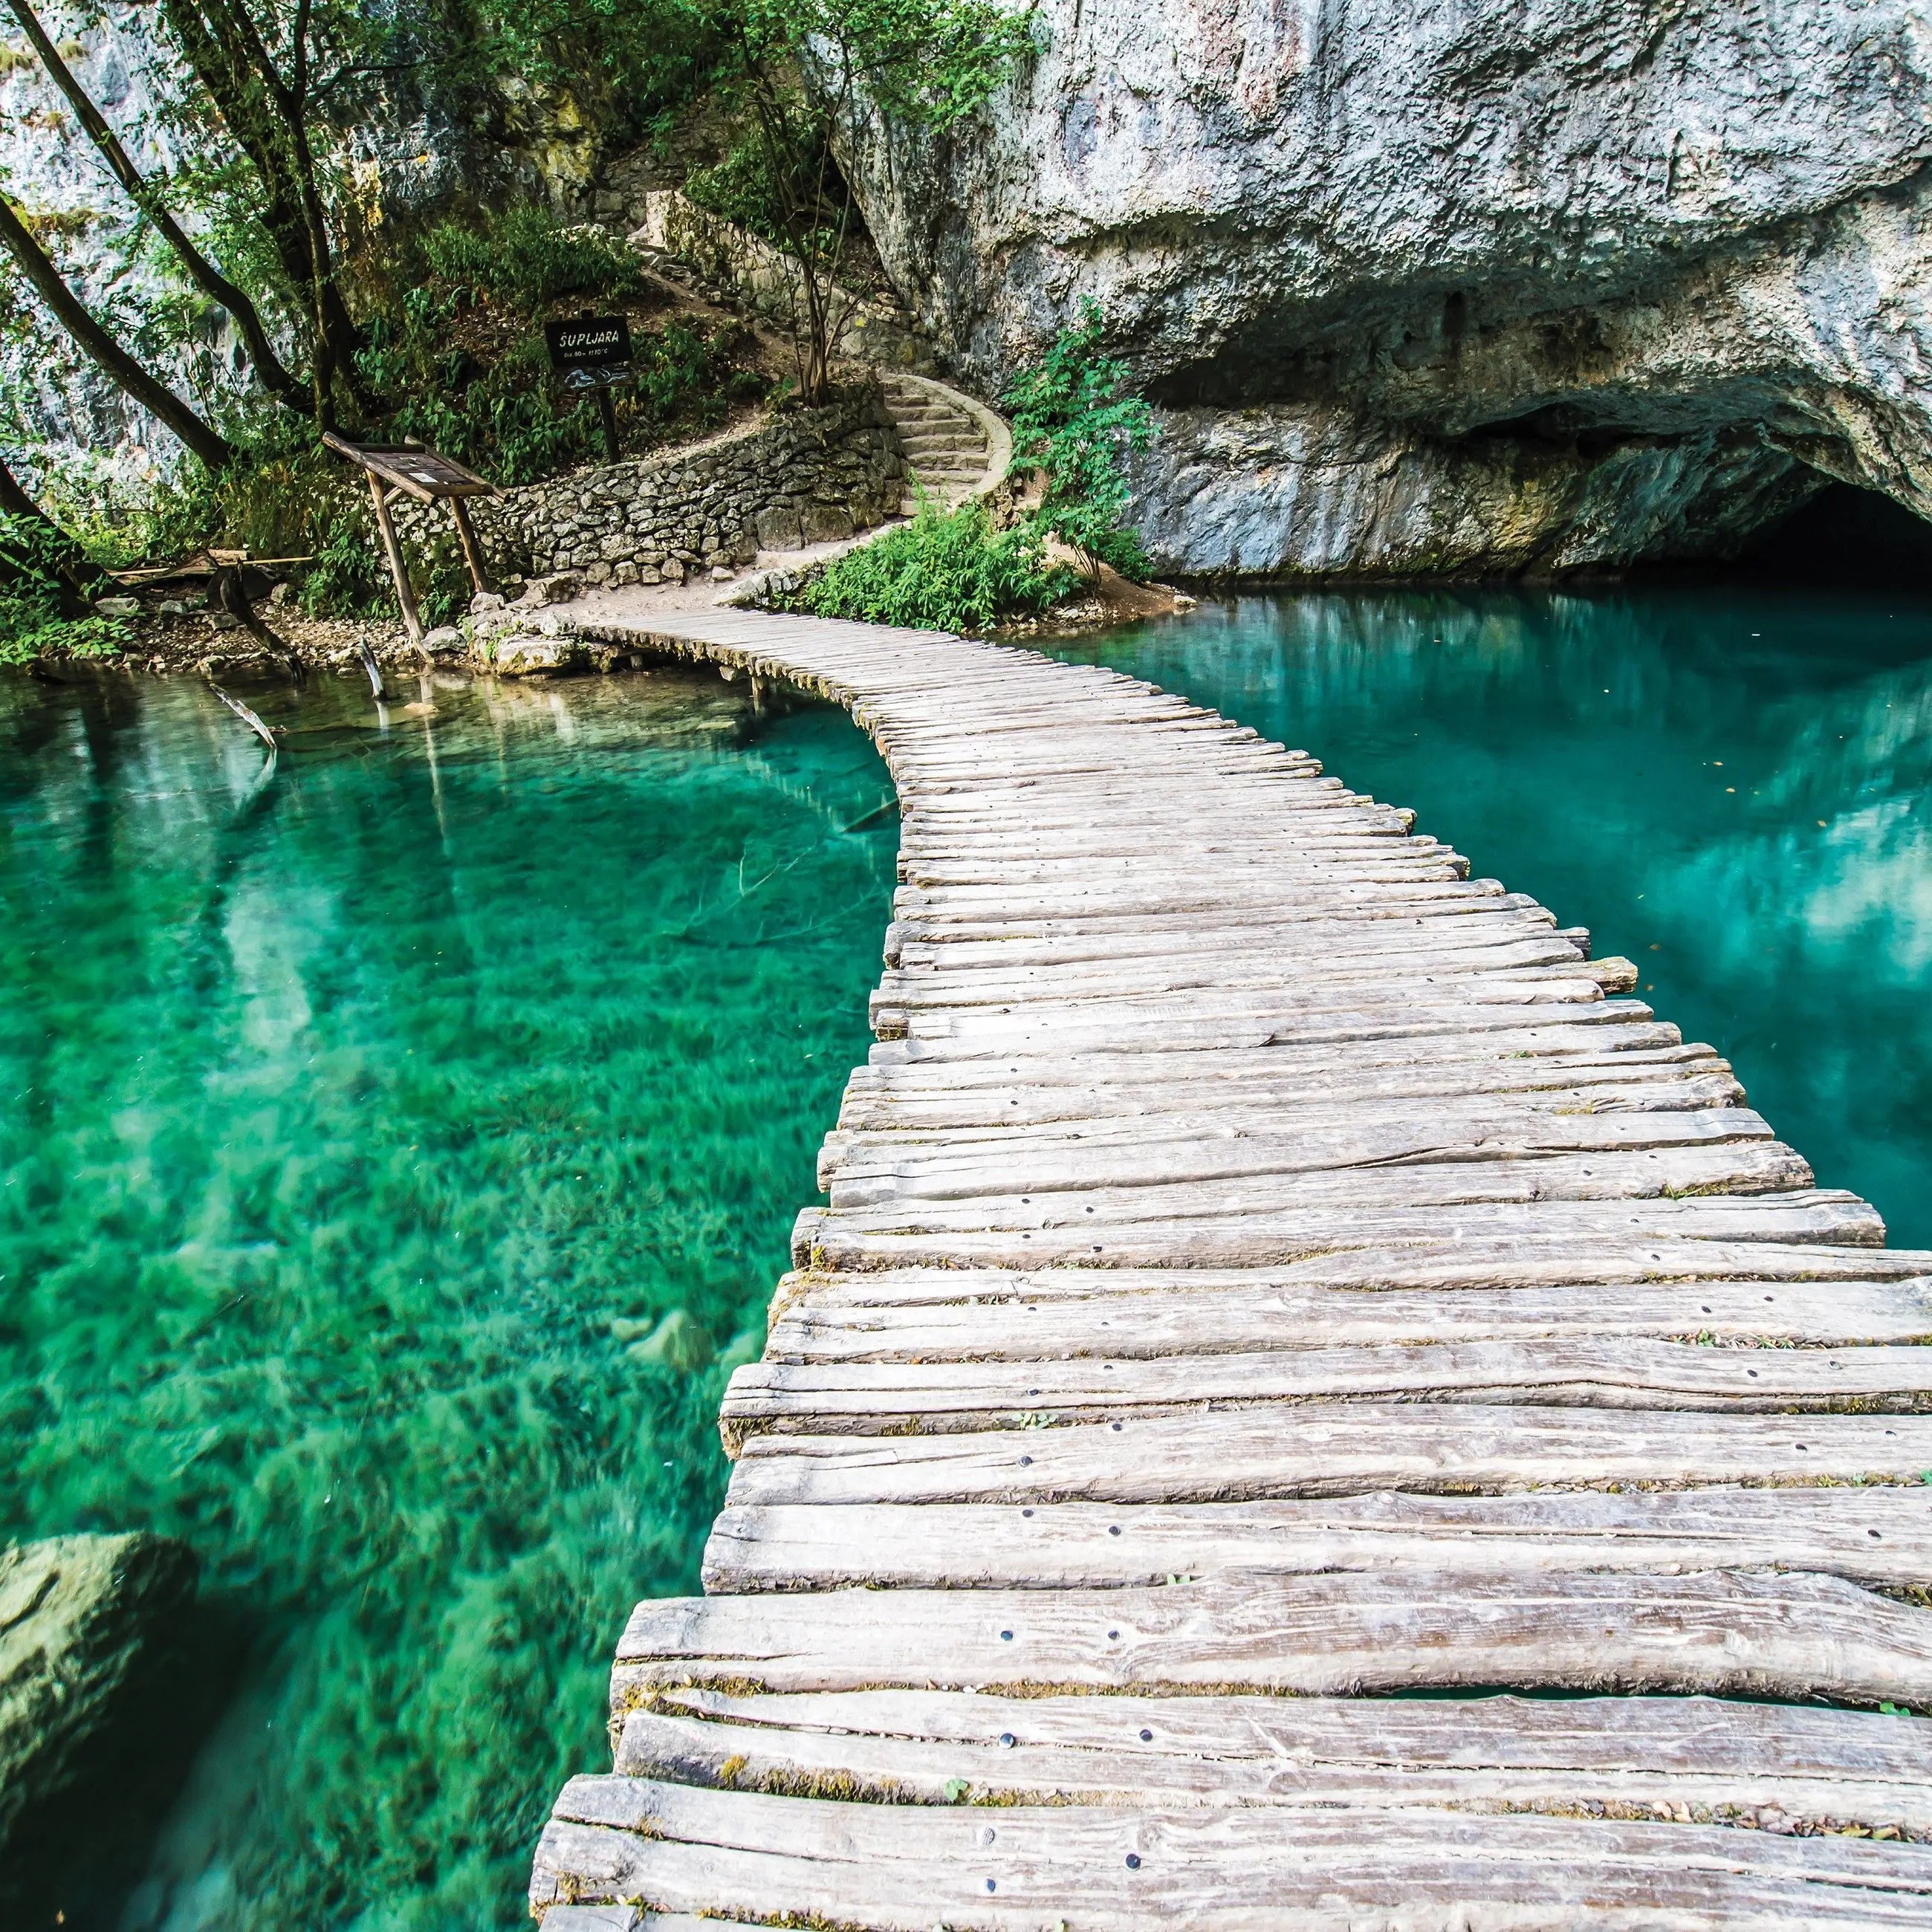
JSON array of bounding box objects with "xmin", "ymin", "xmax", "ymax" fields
[
  {"xmin": 398, "ymin": 391, "xmax": 904, "ymax": 588},
  {"xmin": 840, "ymin": 0, "xmax": 1932, "ymax": 574}
]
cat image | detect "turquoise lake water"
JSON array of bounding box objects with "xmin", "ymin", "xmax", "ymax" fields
[
  {"xmin": 4, "ymin": 583, "xmax": 1930, "ymax": 1928},
  {"xmin": 1051, "ymin": 586, "xmax": 1932, "ymax": 1250},
  {"xmin": 0, "ymin": 665, "xmax": 897, "ymax": 1930}
]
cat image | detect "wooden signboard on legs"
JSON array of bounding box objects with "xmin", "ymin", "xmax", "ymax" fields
[{"xmin": 322, "ymin": 433, "xmax": 498, "ymax": 648}]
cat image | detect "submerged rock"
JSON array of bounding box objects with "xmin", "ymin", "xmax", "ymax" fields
[
  {"xmin": 843, "ymin": 0, "xmax": 1932, "ymax": 574},
  {"xmin": 0, "ymin": 1533, "xmax": 198, "ymax": 1858}
]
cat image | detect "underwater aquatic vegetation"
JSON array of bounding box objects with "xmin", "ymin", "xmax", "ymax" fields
[{"xmin": 0, "ymin": 667, "xmax": 895, "ymax": 1926}]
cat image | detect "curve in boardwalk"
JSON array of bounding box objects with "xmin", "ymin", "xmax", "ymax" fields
[{"xmin": 531, "ymin": 609, "xmax": 1932, "ymax": 1930}]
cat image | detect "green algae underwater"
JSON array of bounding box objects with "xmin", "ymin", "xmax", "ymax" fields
[{"xmin": 0, "ymin": 664, "xmax": 898, "ymax": 1930}]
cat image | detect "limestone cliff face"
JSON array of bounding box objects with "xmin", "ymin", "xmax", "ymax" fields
[{"xmin": 843, "ymin": 0, "xmax": 1932, "ymax": 574}]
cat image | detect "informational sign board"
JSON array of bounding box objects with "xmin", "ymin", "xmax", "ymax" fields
[
  {"xmin": 545, "ymin": 314, "xmax": 634, "ymax": 391},
  {"xmin": 322, "ymin": 432, "xmax": 499, "ymax": 647}
]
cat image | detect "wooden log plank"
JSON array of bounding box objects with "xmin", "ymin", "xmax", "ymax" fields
[
  {"xmin": 718, "ymin": 1338, "xmax": 1932, "ymax": 1446},
  {"xmin": 533, "ymin": 1785, "xmax": 1932, "ymax": 1928},
  {"xmin": 820, "ymin": 1102, "xmax": 1772, "ymax": 1186},
  {"xmin": 797, "ymin": 1188, "xmax": 1887, "ymax": 1270},
  {"xmin": 876, "ymin": 967, "xmax": 1637, "ymax": 1034},
  {"xmin": 864, "ymin": 1014, "xmax": 1690, "ymax": 1083},
  {"xmin": 835, "ymin": 1068, "xmax": 1748, "ymax": 1132},
  {"xmin": 615, "ymin": 1690, "xmax": 1932, "ymax": 1833},
  {"xmin": 724, "ymin": 1402, "xmax": 1932, "ymax": 1505},
  {"xmin": 771, "ymin": 1273, "xmax": 1932, "ymax": 1358},
  {"xmin": 701, "ymin": 1488, "xmax": 1932, "ymax": 1592},
  {"xmin": 872, "ymin": 1001, "xmax": 1668, "ymax": 1065},
  {"xmin": 813, "ymin": 1147, "xmax": 1824, "ymax": 1241},
  {"xmin": 609, "ymin": 1571, "xmax": 1932, "ymax": 1705},
  {"xmin": 870, "ymin": 941, "xmax": 1602, "ymax": 1012},
  {"xmin": 820, "ymin": 1112, "xmax": 1783, "ymax": 1202}
]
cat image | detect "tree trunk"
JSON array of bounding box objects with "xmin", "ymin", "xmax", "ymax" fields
[
  {"xmin": 0, "ymin": 456, "xmax": 103, "ymax": 613},
  {"xmin": 158, "ymin": 0, "xmax": 364, "ymax": 415},
  {"xmin": 4, "ymin": 0, "xmax": 313, "ymax": 415},
  {"xmin": 0, "ymin": 192, "xmax": 235, "ymax": 473}
]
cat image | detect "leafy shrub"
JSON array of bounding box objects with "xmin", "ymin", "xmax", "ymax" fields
[
  {"xmin": 296, "ymin": 490, "xmax": 391, "ymax": 619},
  {"xmin": 419, "ymin": 204, "xmax": 643, "ymax": 308},
  {"xmin": 0, "ymin": 581, "xmax": 127, "ymax": 663},
  {"xmin": 0, "ymin": 509, "xmax": 126, "ymax": 662},
  {"xmin": 1002, "ymin": 297, "xmax": 1155, "ymax": 577},
  {"xmin": 360, "ymin": 265, "xmax": 764, "ymax": 489},
  {"xmin": 800, "ymin": 499, "xmax": 1072, "ymax": 632}
]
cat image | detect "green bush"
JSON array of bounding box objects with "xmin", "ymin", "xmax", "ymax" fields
[
  {"xmin": 0, "ymin": 583, "xmax": 127, "ymax": 664},
  {"xmin": 419, "ymin": 204, "xmax": 643, "ymax": 309},
  {"xmin": 0, "ymin": 510, "xmax": 127, "ymax": 663},
  {"xmin": 800, "ymin": 499, "xmax": 1072, "ymax": 632},
  {"xmin": 1002, "ymin": 297, "xmax": 1155, "ymax": 577}
]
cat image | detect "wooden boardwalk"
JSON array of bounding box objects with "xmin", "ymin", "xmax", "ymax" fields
[{"xmin": 530, "ymin": 609, "xmax": 1932, "ymax": 1929}]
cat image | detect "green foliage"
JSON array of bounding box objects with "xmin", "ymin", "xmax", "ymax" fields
[
  {"xmin": 363, "ymin": 279, "xmax": 760, "ymax": 491},
  {"xmin": 800, "ymin": 497, "xmax": 1072, "ymax": 632},
  {"xmin": 0, "ymin": 510, "xmax": 126, "ymax": 663},
  {"xmin": 682, "ymin": 0, "xmax": 1033, "ymax": 398},
  {"xmin": 418, "ymin": 204, "xmax": 644, "ymax": 309},
  {"xmin": 0, "ymin": 591, "xmax": 128, "ymax": 665},
  {"xmin": 1002, "ymin": 297, "xmax": 1155, "ymax": 576},
  {"xmin": 297, "ymin": 491, "xmax": 391, "ymax": 618},
  {"xmin": 77, "ymin": 204, "xmax": 768, "ymax": 624}
]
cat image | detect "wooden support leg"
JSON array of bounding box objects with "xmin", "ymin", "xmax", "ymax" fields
[
  {"xmin": 449, "ymin": 496, "xmax": 493, "ymax": 597},
  {"xmin": 366, "ymin": 473, "xmax": 423, "ymax": 649}
]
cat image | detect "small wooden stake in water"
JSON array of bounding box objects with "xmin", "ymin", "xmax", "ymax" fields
[
  {"xmin": 358, "ymin": 635, "xmax": 386, "ymax": 701},
  {"xmin": 208, "ymin": 684, "xmax": 278, "ymax": 751}
]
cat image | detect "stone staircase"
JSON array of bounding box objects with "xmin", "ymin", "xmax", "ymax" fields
[{"xmin": 877, "ymin": 372, "xmax": 1011, "ymax": 514}]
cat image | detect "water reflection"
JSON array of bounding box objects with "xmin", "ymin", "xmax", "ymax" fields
[{"xmin": 1052, "ymin": 586, "xmax": 1932, "ymax": 1247}]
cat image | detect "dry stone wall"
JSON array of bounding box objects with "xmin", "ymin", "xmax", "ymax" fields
[{"xmin": 396, "ymin": 389, "xmax": 904, "ymax": 589}]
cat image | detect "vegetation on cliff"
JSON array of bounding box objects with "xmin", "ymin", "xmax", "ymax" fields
[
  {"xmin": 803, "ymin": 302, "xmax": 1156, "ymax": 632},
  {"xmin": 0, "ymin": 0, "xmax": 1037, "ymax": 651}
]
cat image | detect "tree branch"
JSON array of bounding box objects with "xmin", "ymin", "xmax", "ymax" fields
[
  {"xmin": 0, "ymin": 192, "xmax": 235, "ymax": 473},
  {"xmin": 5, "ymin": 0, "xmax": 313, "ymax": 413}
]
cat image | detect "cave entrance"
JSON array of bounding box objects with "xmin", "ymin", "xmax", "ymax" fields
[{"xmin": 1731, "ymin": 479, "xmax": 1932, "ymax": 589}]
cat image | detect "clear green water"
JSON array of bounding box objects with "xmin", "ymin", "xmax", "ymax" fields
[
  {"xmin": 0, "ymin": 665, "xmax": 896, "ymax": 1930},
  {"xmin": 1051, "ymin": 587, "xmax": 1932, "ymax": 1250},
  {"xmin": 10, "ymin": 586, "xmax": 1931, "ymax": 1928}
]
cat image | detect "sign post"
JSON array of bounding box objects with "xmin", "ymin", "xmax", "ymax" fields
[
  {"xmin": 323, "ymin": 433, "xmax": 499, "ymax": 649},
  {"xmin": 545, "ymin": 313, "xmax": 634, "ymax": 462}
]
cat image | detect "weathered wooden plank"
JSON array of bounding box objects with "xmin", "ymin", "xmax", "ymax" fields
[
  {"xmin": 836, "ymin": 1073, "xmax": 1750, "ymax": 1138},
  {"xmin": 719, "ymin": 1338, "xmax": 1932, "ymax": 1445},
  {"xmin": 610, "ymin": 1571, "xmax": 1932, "ymax": 1705},
  {"xmin": 780, "ymin": 1260, "xmax": 1932, "ymax": 1321},
  {"xmin": 860, "ymin": 1018, "xmax": 1698, "ymax": 1089},
  {"xmin": 615, "ymin": 1688, "xmax": 1932, "ymax": 1832},
  {"xmin": 873, "ymin": 938, "xmax": 1598, "ymax": 1008},
  {"xmin": 874, "ymin": 999, "xmax": 1668, "ymax": 1063},
  {"xmin": 724, "ymin": 1403, "xmax": 1932, "ymax": 1505},
  {"xmin": 534, "ymin": 1784, "xmax": 1932, "ymax": 1928},
  {"xmin": 820, "ymin": 1109, "xmax": 1781, "ymax": 1200},
  {"xmin": 701, "ymin": 1489, "xmax": 1932, "ymax": 1591},
  {"xmin": 772, "ymin": 1271, "xmax": 1932, "ymax": 1358},
  {"xmin": 797, "ymin": 1188, "xmax": 1887, "ymax": 1269}
]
